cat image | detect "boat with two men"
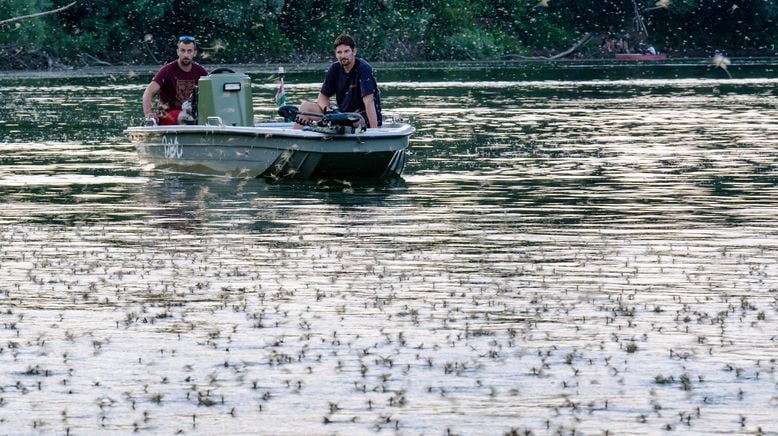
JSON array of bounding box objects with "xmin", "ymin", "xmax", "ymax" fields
[{"xmin": 125, "ymin": 68, "xmax": 414, "ymax": 180}]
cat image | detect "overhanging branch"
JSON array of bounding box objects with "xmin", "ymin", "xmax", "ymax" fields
[{"xmin": 0, "ymin": 2, "xmax": 76, "ymax": 27}]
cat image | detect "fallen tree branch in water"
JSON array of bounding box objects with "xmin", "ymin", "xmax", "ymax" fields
[
  {"xmin": 143, "ymin": 42, "xmax": 160, "ymax": 64},
  {"xmin": 79, "ymin": 53, "xmax": 113, "ymax": 66},
  {"xmin": 501, "ymin": 33, "xmax": 593, "ymax": 60},
  {"xmin": 0, "ymin": 2, "xmax": 76, "ymax": 27},
  {"xmin": 0, "ymin": 44, "xmax": 62, "ymax": 69}
]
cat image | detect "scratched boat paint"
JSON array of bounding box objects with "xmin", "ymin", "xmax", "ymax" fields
[{"xmin": 1, "ymin": 61, "xmax": 778, "ymax": 434}]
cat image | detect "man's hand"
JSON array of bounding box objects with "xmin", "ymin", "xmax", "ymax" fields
[{"xmin": 144, "ymin": 111, "xmax": 158, "ymax": 125}]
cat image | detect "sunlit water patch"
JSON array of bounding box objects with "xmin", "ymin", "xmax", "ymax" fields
[{"xmin": 2, "ymin": 61, "xmax": 778, "ymax": 434}]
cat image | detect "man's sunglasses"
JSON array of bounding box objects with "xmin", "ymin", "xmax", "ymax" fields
[{"xmin": 179, "ymin": 36, "xmax": 196, "ymax": 42}]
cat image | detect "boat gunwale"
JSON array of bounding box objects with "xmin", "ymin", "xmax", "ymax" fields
[{"xmin": 124, "ymin": 122, "xmax": 416, "ymax": 140}]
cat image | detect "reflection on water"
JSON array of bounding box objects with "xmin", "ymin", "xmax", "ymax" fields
[{"xmin": 2, "ymin": 61, "xmax": 778, "ymax": 434}]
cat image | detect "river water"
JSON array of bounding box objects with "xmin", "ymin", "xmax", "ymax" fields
[{"xmin": 1, "ymin": 60, "xmax": 778, "ymax": 434}]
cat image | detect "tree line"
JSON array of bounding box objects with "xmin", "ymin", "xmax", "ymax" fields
[{"xmin": 2, "ymin": 0, "xmax": 777, "ymax": 68}]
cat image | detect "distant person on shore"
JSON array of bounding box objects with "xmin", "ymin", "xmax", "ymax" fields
[
  {"xmin": 601, "ymin": 27, "xmax": 617, "ymax": 52},
  {"xmin": 616, "ymin": 33, "xmax": 631, "ymax": 54},
  {"xmin": 142, "ymin": 36, "xmax": 208, "ymax": 125},
  {"xmin": 296, "ymin": 33, "xmax": 382, "ymax": 129}
]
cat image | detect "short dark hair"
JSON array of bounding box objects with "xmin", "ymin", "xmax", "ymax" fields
[{"xmin": 333, "ymin": 33, "xmax": 356, "ymax": 50}]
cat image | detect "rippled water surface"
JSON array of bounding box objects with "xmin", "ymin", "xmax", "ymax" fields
[{"xmin": 2, "ymin": 60, "xmax": 778, "ymax": 434}]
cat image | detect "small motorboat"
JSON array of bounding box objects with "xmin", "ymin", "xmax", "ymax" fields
[{"xmin": 125, "ymin": 69, "xmax": 414, "ymax": 180}]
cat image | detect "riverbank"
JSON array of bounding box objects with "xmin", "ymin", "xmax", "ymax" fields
[
  {"xmin": 3, "ymin": 57, "xmax": 777, "ymax": 82},
  {"xmin": 3, "ymin": 39, "xmax": 777, "ymax": 78}
]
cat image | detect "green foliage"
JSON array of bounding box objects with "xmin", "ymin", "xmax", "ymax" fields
[
  {"xmin": 444, "ymin": 27, "xmax": 502, "ymax": 60},
  {"xmin": 0, "ymin": 0, "xmax": 54, "ymax": 47},
  {"xmin": 367, "ymin": 0, "xmax": 433, "ymax": 59},
  {"xmin": 175, "ymin": 0, "xmax": 293, "ymax": 62},
  {"xmin": 278, "ymin": 0, "xmax": 343, "ymax": 58},
  {"xmin": 645, "ymin": 0, "xmax": 778, "ymax": 53},
  {"xmin": 2, "ymin": 0, "xmax": 778, "ymax": 66},
  {"xmin": 38, "ymin": 0, "xmax": 172, "ymax": 63}
]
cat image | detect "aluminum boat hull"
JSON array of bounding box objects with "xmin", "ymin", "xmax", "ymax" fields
[{"xmin": 125, "ymin": 122, "xmax": 414, "ymax": 179}]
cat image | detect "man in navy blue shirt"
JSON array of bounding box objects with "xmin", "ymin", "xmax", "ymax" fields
[{"xmin": 299, "ymin": 33, "xmax": 382, "ymax": 128}]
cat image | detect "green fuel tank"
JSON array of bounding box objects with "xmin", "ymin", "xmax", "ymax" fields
[{"xmin": 196, "ymin": 70, "xmax": 253, "ymax": 126}]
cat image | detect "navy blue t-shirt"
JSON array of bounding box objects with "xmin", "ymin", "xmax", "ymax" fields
[{"xmin": 320, "ymin": 58, "xmax": 382, "ymax": 126}]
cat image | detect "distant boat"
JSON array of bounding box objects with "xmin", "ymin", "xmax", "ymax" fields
[
  {"xmin": 615, "ymin": 0, "xmax": 667, "ymax": 61},
  {"xmin": 615, "ymin": 52, "xmax": 667, "ymax": 61}
]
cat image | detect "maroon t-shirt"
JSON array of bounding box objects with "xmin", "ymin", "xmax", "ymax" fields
[{"xmin": 152, "ymin": 61, "xmax": 208, "ymax": 110}]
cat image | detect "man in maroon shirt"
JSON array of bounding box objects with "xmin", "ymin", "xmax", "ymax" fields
[{"xmin": 142, "ymin": 36, "xmax": 208, "ymax": 125}]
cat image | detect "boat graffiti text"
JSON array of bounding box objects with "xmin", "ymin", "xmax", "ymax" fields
[{"xmin": 162, "ymin": 135, "xmax": 183, "ymax": 160}]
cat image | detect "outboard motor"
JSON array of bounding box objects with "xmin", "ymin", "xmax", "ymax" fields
[
  {"xmin": 197, "ymin": 68, "xmax": 253, "ymax": 126},
  {"xmin": 277, "ymin": 105, "xmax": 366, "ymax": 134}
]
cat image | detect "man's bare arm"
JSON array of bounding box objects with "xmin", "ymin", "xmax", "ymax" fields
[
  {"xmin": 362, "ymin": 93, "xmax": 378, "ymax": 128},
  {"xmin": 142, "ymin": 81, "xmax": 161, "ymax": 118}
]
